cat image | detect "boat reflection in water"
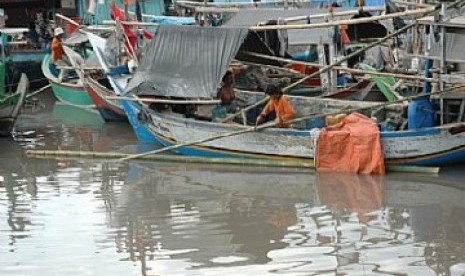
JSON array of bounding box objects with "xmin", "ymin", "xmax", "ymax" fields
[
  {"xmin": 103, "ymin": 160, "xmax": 465, "ymax": 275},
  {"xmin": 3, "ymin": 98, "xmax": 465, "ymax": 275}
]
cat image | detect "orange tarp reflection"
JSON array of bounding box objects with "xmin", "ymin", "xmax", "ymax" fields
[
  {"xmin": 317, "ymin": 173, "xmax": 385, "ymax": 223},
  {"xmin": 316, "ymin": 112, "xmax": 385, "ymax": 175}
]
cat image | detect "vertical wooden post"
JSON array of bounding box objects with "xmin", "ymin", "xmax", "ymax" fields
[
  {"xmin": 124, "ymin": 1, "xmax": 129, "ymax": 20},
  {"xmin": 439, "ymin": 2, "xmax": 447, "ymax": 125},
  {"xmin": 440, "ymin": 3, "xmax": 447, "ymax": 92}
]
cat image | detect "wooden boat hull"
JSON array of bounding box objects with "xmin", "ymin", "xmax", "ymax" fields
[
  {"xmin": 41, "ymin": 54, "xmax": 94, "ymax": 108},
  {"xmin": 323, "ymin": 79, "xmax": 375, "ymax": 101},
  {"xmin": 0, "ymin": 74, "xmax": 28, "ymax": 137},
  {"xmin": 0, "ymin": 117, "xmax": 16, "ymax": 136},
  {"xmin": 84, "ymin": 77, "xmax": 127, "ymax": 122},
  {"xmin": 121, "ymin": 97, "xmax": 465, "ymax": 166}
]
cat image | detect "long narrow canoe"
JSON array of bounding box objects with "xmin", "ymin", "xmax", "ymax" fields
[{"xmin": 0, "ymin": 74, "xmax": 28, "ymax": 136}]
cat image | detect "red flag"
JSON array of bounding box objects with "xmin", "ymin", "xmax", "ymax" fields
[
  {"xmin": 110, "ymin": 2, "xmax": 137, "ymax": 54},
  {"xmin": 142, "ymin": 30, "xmax": 153, "ymax": 40}
]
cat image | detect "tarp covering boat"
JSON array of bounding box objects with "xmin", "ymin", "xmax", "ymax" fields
[
  {"xmin": 63, "ymin": 32, "xmax": 89, "ymax": 46},
  {"xmin": 315, "ymin": 112, "xmax": 385, "ymax": 174},
  {"xmin": 124, "ymin": 25, "xmax": 249, "ymax": 99},
  {"xmin": 224, "ymin": 8, "xmax": 346, "ymax": 45},
  {"xmin": 430, "ymin": 32, "xmax": 465, "ymax": 61}
]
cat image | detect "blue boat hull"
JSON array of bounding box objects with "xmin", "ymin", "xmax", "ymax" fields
[{"xmin": 121, "ymin": 99, "xmax": 465, "ymax": 166}]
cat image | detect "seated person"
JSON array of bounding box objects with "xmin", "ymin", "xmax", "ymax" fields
[
  {"xmin": 217, "ymin": 70, "xmax": 236, "ymax": 109},
  {"xmin": 212, "ymin": 70, "xmax": 237, "ymax": 119},
  {"xmin": 256, "ymin": 85, "xmax": 295, "ymax": 128}
]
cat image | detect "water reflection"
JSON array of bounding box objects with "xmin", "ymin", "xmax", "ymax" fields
[
  {"xmin": 1, "ymin": 96, "xmax": 465, "ymax": 275},
  {"xmin": 103, "ymin": 161, "xmax": 465, "ymax": 275}
]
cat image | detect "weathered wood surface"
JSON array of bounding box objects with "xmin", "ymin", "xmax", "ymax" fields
[{"xmin": 122, "ymin": 90, "xmax": 465, "ymax": 163}]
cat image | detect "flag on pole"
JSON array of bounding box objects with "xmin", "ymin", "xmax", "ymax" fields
[
  {"xmin": 110, "ymin": 2, "xmax": 137, "ymax": 54},
  {"xmin": 87, "ymin": 0, "xmax": 96, "ymax": 15}
]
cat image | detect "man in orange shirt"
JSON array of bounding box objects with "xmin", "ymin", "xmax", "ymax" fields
[
  {"xmin": 51, "ymin": 27, "xmax": 64, "ymax": 63},
  {"xmin": 256, "ymin": 85, "xmax": 295, "ymax": 128},
  {"xmin": 50, "ymin": 27, "xmax": 69, "ymax": 80}
]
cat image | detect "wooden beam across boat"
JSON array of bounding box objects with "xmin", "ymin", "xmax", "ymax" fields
[
  {"xmin": 176, "ymin": 0, "xmax": 286, "ymax": 8},
  {"xmin": 283, "ymin": 6, "xmax": 386, "ymax": 23},
  {"xmin": 56, "ymin": 66, "xmax": 103, "ymax": 70},
  {"xmin": 194, "ymin": 6, "xmax": 386, "ymax": 17},
  {"xmin": 250, "ymin": 6, "xmax": 435, "ymax": 31},
  {"xmin": 243, "ymin": 52, "xmax": 440, "ymax": 83},
  {"xmin": 105, "ymin": 96, "xmax": 221, "ymax": 105},
  {"xmin": 101, "ymin": 20, "xmax": 160, "ymax": 27},
  {"xmin": 101, "ymin": 6, "xmax": 434, "ymax": 30}
]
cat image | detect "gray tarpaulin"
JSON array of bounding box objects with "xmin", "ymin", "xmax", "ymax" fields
[
  {"xmin": 63, "ymin": 32, "xmax": 89, "ymax": 46},
  {"xmin": 430, "ymin": 32, "xmax": 465, "ymax": 61},
  {"xmin": 224, "ymin": 8, "xmax": 352, "ymax": 45},
  {"xmin": 125, "ymin": 25, "xmax": 249, "ymax": 99}
]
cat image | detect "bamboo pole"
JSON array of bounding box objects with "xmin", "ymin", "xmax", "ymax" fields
[
  {"xmin": 26, "ymin": 150, "xmax": 315, "ymax": 168},
  {"xmin": 101, "ymin": 6, "xmax": 433, "ymax": 30},
  {"xmin": 102, "ymin": 20, "xmax": 160, "ymax": 27},
  {"xmin": 250, "ymin": 6, "xmax": 435, "ymax": 31},
  {"xmin": 121, "ymin": 82, "xmax": 465, "ymax": 162},
  {"xmin": 386, "ymin": 165, "xmax": 440, "ymax": 174},
  {"xmin": 218, "ymin": 96, "xmax": 269, "ymax": 123},
  {"xmin": 283, "ymin": 22, "xmax": 418, "ymax": 92},
  {"xmin": 26, "ymin": 84, "xmax": 51, "ymax": 99},
  {"xmin": 56, "ymin": 65, "xmax": 103, "ymax": 70},
  {"xmin": 244, "ymin": 52, "xmax": 440, "ymax": 83},
  {"xmin": 176, "ymin": 0, "xmax": 285, "ymax": 8},
  {"xmin": 25, "ymin": 149, "xmax": 440, "ymax": 174},
  {"xmin": 283, "ymin": 6, "xmax": 386, "ymax": 23},
  {"xmin": 222, "ymin": 22, "xmax": 419, "ymax": 124},
  {"xmin": 55, "ymin": 13, "xmax": 80, "ymax": 27},
  {"xmin": 391, "ymin": 0, "xmax": 435, "ymax": 8},
  {"xmin": 116, "ymin": 20, "xmax": 138, "ymax": 65},
  {"xmin": 105, "ymin": 96, "xmax": 221, "ymax": 105}
]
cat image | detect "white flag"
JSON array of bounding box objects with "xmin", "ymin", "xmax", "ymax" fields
[{"xmin": 87, "ymin": 0, "xmax": 96, "ymax": 15}]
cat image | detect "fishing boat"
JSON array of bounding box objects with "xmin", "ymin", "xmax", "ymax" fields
[
  {"xmin": 41, "ymin": 31, "xmax": 95, "ymax": 108},
  {"xmin": 84, "ymin": 75, "xmax": 127, "ymax": 122},
  {"xmin": 117, "ymin": 25, "xmax": 465, "ymax": 166},
  {"xmin": 0, "ymin": 73, "xmax": 28, "ymax": 136},
  {"xmin": 41, "ymin": 53, "xmax": 94, "ymax": 108}
]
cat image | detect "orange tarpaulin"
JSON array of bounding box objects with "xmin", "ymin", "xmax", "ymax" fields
[{"xmin": 315, "ymin": 112, "xmax": 385, "ymax": 175}]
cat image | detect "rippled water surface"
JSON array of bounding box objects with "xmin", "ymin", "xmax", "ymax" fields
[{"xmin": 1, "ymin": 93, "xmax": 465, "ymax": 276}]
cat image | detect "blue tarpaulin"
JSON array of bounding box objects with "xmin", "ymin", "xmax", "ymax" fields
[{"xmin": 151, "ymin": 16, "xmax": 195, "ymax": 25}]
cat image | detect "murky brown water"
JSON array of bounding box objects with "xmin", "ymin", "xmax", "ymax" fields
[{"xmin": 1, "ymin": 92, "xmax": 465, "ymax": 275}]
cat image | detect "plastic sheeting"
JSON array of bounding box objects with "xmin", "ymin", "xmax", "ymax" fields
[
  {"xmin": 430, "ymin": 32, "xmax": 465, "ymax": 61},
  {"xmin": 62, "ymin": 45, "xmax": 85, "ymax": 81},
  {"xmin": 125, "ymin": 25, "xmax": 248, "ymax": 99},
  {"xmin": 224, "ymin": 8, "xmax": 347, "ymax": 45},
  {"xmin": 315, "ymin": 112, "xmax": 385, "ymax": 175}
]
